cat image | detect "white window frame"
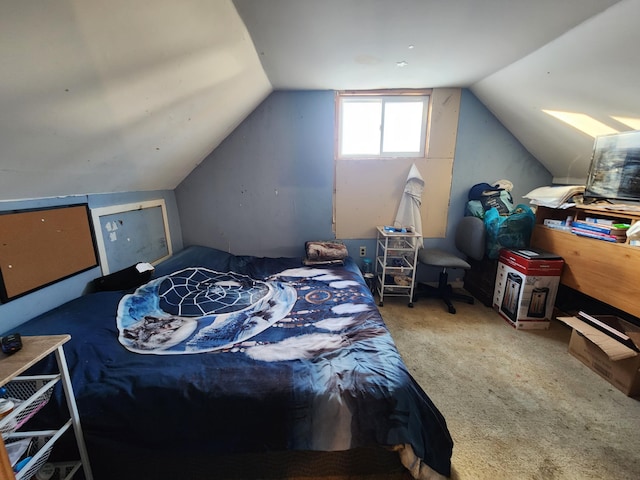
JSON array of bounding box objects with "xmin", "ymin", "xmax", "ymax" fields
[
  {"xmin": 91, "ymin": 199, "xmax": 172, "ymax": 274},
  {"xmin": 336, "ymin": 90, "xmax": 431, "ymax": 159}
]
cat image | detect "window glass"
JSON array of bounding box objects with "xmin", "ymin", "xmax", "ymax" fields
[
  {"xmin": 341, "ymin": 100, "xmax": 381, "ymax": 155},
  {"xmin": 382, "ymin": 101, "xmax": 424, "ymax": 154},
  {"xmin": 337, "ymin": 92, "xmax": 429, "ymax": 158}
]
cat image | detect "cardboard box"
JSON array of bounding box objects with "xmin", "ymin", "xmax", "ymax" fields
[
  {"xmin": 557, "ymin": 315, "xmax": 640, "ymax": 397},
  {"xmin": 493, "ymin": 248, "xmax": 564, "ymax": 329}
]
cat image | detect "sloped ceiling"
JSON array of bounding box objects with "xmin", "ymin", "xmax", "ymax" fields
[
  {"xmin": 233, "ymin": 0, "xmax": 635, "ymax": 184},
  {"xmin": 1, "ymin": 0, "xmax": 637, "ymax": 202},
  {"xmin": 472, "ymin": 0, "xmax": 640, "ymax": 183},
  {"xmin": 0, "ymin": 0, "xmax": 271, "ymax": 201}
]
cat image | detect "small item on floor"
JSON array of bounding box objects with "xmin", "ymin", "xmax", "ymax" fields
[
  {"xmin": 361, "ymin": 257, "xmax": 373, "ymax": 274},
  {"xmin": 363, "ymin": 272, "xmax": 375, "ymax": 292},
  {"xmin": 556, "ymin": 314, "xmax": 640, "ymax": 397}
]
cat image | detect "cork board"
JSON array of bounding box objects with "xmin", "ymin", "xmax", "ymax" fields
[{"xmin": 0, "ymin": 205, "xmax": 98, "ymax": 302}]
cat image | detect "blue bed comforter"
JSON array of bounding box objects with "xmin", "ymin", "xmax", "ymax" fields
[{"xmin": 13, "ymin": 246, "xmax": 453, "ymax": 478}]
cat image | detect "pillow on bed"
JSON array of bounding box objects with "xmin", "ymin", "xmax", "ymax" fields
[
  {"xmin": 152, "ymin": 246, "xmax": 235, "ymax": 278},
  {"xmin": 92, "ymin": 262, "xmax": 154, "ymax": 292},
  {"xmin": 304, "ymin": 241, "xmax": 348, "ymax": 265}
]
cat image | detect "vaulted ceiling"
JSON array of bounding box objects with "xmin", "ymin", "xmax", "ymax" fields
[{"xmin": 1, "ymin": 0, "xmax": 637, "ymax": 201}]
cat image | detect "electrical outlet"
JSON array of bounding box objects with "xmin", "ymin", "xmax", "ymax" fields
[{"xmin": 359, "ymin": 246, "xmax": 366, "ymax": 257}]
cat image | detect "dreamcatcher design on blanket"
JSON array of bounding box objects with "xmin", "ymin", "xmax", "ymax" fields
[
  {"xmin": 116, "ymin": 266, "xmax": 377, "ymax": 356},
  {"xmin": 158, "ymin": 269, "xmax": 271, "ymax": 316},
  {"xmin": 117, "ymin": 267, "xmax": 296, "ymax": 354}
]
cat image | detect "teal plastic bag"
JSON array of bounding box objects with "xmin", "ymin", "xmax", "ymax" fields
[
  {"xmin": 465, "ymin": 200, "xmax": 486, "ymax": 219},
  {"xmin": 483, "ymin": 204, "xmax": 535, "ymax": 259}
]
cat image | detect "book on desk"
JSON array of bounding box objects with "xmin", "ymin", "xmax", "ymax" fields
[{"xmin": 570, "ymin": 219, "xmax": 629, "ymax": 243}]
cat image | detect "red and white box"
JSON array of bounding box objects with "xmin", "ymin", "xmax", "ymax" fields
[{"xmin": 493, "ymin": 248, "xmax": 564, "ymax": 329}]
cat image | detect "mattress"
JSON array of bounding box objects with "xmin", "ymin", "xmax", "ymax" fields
[{"xmin": 11, "ymin": 246, "xmax": 453, "ymax": 479}]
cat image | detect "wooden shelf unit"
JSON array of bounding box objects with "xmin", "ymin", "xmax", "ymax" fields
[
  {"xmin": 530, "ymin": 204, "xmax": 640, "ymax": 318},
  {"xmin": 0, "ymin": 336, "xmax": 93, "ymax": 480}
]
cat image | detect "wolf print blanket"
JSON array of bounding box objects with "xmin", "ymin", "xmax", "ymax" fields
[
  {"xmin": 116, "ymin": 265, "xmax": 372, "ymax": 355},
  {"xmin": 18, "ymin": 247, "xmax": 453, "ymax": 478}
]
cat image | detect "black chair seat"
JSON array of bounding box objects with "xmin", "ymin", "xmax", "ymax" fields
[
  {"xmin": 417, "ymin": 248, "xmax": 471, "ymax": 270},
  {"xmin": 414, "ymin": 216, "xmax": 485, "ymax": 314}
]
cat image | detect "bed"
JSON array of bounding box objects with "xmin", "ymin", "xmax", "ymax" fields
[{"xmin": 11, "ymin": 245, "xmax": 453, "ymax": 479}]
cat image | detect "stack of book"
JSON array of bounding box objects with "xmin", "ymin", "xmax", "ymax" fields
[
  {"xmin": 570, "ymin": 218, "xmax": 630, "ymax": 242},
  {"xmin": 524, "ymin": 185, "xmax": 584, "ymax": 208}
]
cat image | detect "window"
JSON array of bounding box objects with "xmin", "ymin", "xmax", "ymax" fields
[
  {"xmin": 337, "ymin": 91, "xmax": 430, "ymax": 158},
  {"xmin": 334, "ymin": 88, "xmax": 460, "ymax": 240}
]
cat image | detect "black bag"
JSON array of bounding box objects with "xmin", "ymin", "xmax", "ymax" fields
[
  {"xmin": 93, "ymin": 263, "xmax": 154, "ymax": 292},
  {"xmin": 468, "ymin": 182, "xmax": 514, "ymax": 215}
]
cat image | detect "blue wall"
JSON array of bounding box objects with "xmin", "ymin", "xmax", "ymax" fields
[
  {"xmin": 176, "ymin": 90, "xmax": 336, "ymax": 258},
  {"xmin": 0, "ymin": 190, "xmax": 182, "ymax": 332},
  {"xmin": 2, "ymin": 88, "xmax": 553, "ymax": 331},
  {"xmin": 176, "ymin": 89, "xmax": 552, "ymax": 280},
  {"xmin": 449, "ymin": 89, "xmax": 552, "ymax": 232},
  {"xmin": 423, "ymin": 89, "xmax": 553, "ymax": 283}
]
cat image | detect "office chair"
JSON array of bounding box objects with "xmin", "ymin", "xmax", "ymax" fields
[{"xmin": 414, "ymin": 216, "xmax": 486, "ymax": 314}]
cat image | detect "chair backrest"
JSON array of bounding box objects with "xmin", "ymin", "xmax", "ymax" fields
[{"xmin": 454, "ymin": 216, "xmax": 486, "ymax": 261}]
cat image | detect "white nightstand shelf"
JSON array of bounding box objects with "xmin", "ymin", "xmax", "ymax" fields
[
  {"xmin": 375, "ymin": 226, "xmax": 421, "ymax": 307},
  {"xmin": 0, "ymin": 335, "xmax": 92, "ymax": 480}
]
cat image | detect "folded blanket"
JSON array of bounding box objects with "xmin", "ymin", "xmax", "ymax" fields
[
  {"xmin": 302, "ymin": 258, "xmax": 345, "ymax": 266},
  {"xmin": 304, "ymin": 241, "xmax": 348, "ymax": 265}
]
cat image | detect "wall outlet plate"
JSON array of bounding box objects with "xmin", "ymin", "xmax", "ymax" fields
[{"xmin": 359, "ymin": 246, "xmax": 366, "ymax": 257}]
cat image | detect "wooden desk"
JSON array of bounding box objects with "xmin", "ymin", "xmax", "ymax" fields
[{"xmin": 530, "ymin": 204, "xmax": 640, "ymax": 319}]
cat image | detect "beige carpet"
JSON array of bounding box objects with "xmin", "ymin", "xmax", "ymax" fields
[{"xmin": 378, "ymin": 295, "xmax": 640, "ymax": 480}]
